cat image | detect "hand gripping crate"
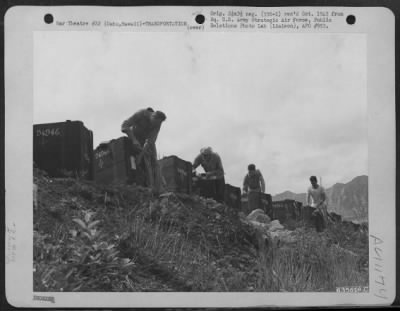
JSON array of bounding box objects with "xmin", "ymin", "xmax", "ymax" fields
[
  {"xmin": 159, "ymin": 155, "xmax": 192, "ymax": 194},
  {"xmin": 33, "ymin": 120, "xmax": 93, "ymax": 179}
]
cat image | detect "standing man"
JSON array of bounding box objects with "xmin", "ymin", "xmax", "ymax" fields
[
  {"xmin": 121, "ymin": 107, "xmax": 167, "ymax": 193},
  {"xmin": 243, "ymin": 164, "xmax": 266, "ymax": 214},
  {"xmin": 192, "ymin": 147, "xmax": 225, "ymax": 202},
  {"xmin": 243, "ymin": 164, "xmax": 266, "ymax": 194},
  {"xmin": 307, "ymin": 176, "xmax": 328, "ymax": 232}
]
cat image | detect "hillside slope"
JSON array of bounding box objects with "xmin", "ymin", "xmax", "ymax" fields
[{"xmin": 34, "ymin": 169, "xmax": 368, "ymax": 292}]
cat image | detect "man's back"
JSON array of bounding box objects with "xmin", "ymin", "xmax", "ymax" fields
[
  {"xmin": 247, "ymin": 170, "xmax": 262, "ymax": 188},
  {"xmin": 194, "ymin": 152, "xmax": 224, "ymax": 176},
  {"xmin": 243, "ymin": 169, "xmax": 265, "ymax": 193},
  {"xmin": 121, "ymin": 109, "xmax": 155, "ymax": 145}
]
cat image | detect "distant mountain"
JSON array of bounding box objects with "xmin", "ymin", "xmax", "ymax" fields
[
  {"xmin": 272, "ymin": 176, "xmax": 368, "ymax": 222},
  {"xmin": 326, "ymin": 176, "xmax": 368, "ymax": 222}
]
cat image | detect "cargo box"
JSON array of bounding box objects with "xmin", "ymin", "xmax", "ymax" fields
[
  {"xmin": 159, "ymin": 156, "xmax": 192, "ymax": 194},
  {"xmin": 272, "ymin": 201, "xmax": 289, "ymax": 223},
  {"xmin": 193, "ymin": 177, "xmax": 217, "ymax": 200},
  {"xmin": 94, "ymin": 137, "xmax": 136, "ymax": 185},
  {"xmin": 224, "ymin": 184, "xmax": 241, "ymax": 210},
  {"xmin": 285, "ymin": 199, "xmax": 302, "ymax": 220},
  {"xmin": 260, "ymin": 193, "xmax": 273, "ymax": 217},
  {"xmin": 243, "ymin": 192, "xmax": 272, "ymax": 216},
  {"xmin": 272, "ymin": 200, "xmax": 303, "ymax": 223},
  {"xmin": 33, "ymin": 120, "xmax": 93, "ymax": 179}
]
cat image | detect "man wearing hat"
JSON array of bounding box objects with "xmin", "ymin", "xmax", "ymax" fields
[
  {"xmin": 121, "ymin": 107, "xmax": 167, "ymax": 192},
  {"xmin": 192, "ymin": 147, "xmax": 225, "ymax": 202}
]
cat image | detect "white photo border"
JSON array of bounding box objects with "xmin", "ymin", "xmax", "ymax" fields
[{"xmin": 4, "ymin": 5, "xmax": 396, "ymax": 307}]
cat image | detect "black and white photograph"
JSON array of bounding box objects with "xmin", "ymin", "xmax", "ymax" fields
[{"xmin": 5, "ymin": 5, "xmax": 396, "ymax": 308}]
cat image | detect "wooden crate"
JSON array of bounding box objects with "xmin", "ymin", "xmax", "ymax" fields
[
  {"xmin": 33, "ymin": 120, "xmax": 93, "ymax": 179},
  {"xmin": 94, "ymin": 137, "xmax": 135, "ymax": 185},
  {"xmin": 224, "ymin": 184, "xmax": 241, "ymax": 210},
  {"xmin": 159, "ymin": 155, "xmax": 192, "ymax": 194}
]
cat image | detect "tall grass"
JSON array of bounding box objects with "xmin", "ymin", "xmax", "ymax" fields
[
  {"xmin": 119, "ymin": 213, "xmax": 229, "ymax": 291},
  {"xmin": 254, "ymin": 228, "xmax": 368, "ymax": 292}
]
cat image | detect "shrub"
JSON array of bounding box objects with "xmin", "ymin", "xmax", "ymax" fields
[{"xmin": 34, "ymin": 210, "xmax": 134, "ymax": 291}]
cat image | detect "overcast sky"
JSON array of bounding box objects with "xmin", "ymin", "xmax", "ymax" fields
[{"xmin": 34, "ymin": 31, "xmax": 367, "ymax": 194}]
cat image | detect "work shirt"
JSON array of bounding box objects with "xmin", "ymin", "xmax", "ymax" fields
[
  {"xmin": 193, "ymin": 152, "xmax": 224, "ymax": 179},
  {"xmin": 243, "ymin": 169, "xmax": 266, "ymax": 193},
  {"xmin": 121, "ymin": 108, "xmax": 161, "ymax": 146},
  {"xmin": 307, "ymin": 185, "xmax": 327, "ymax": 207}
]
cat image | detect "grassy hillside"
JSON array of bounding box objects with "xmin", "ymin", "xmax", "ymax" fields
[{"xmin": 34, "ymin": 169, "xmax": 368, "ymax": 292}]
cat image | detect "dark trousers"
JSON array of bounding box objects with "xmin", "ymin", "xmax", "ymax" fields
[
  {"xmin": 215, "ymin": 177, "xmax": 225, "ymax": 203},
  {"xmin": 312, "ymin": 210, "xmax": 326, "ymax": 232},
  {"xmin": 125, "ymin": 138, "xmax": 151, "ymax": 187},
  {"xmin": 248, "ymin": 191, "xmax": 261, "ymax": 214}
]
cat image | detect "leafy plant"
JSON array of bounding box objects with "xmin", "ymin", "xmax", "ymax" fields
[{"xmin": 34, "ymin": 210, "xmax": 135, "ymax": 291}]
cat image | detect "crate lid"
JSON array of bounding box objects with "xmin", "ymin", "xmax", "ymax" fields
[{"xmin": 160, "ymin": 155, "xmax": 192, "ymax": 164}]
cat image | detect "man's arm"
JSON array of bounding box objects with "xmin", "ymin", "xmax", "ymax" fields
[
  {"xmin": 145, "ymin": 124, "xmax": 161, "ymax": 145},
  {"xmin": 121, "ymin": 112, "xmax": 143, "ymax": 150},
  {"xmin": 214, "ymin": 154, "xmax": 224, "ymax": 177},
  {"xmin": 192, "ymin": 154, "xmax": 202, "ymax": 170},
  {"xmin": 306, "ymin": 189, "xmax": 311, "ymax": 206},
  {"xmin": 259, "ymin": 170, "xmax": 266, "ymax": 193},
  {"xmin": 319, "ymin": 187, "xmax": 327, "ymax": 206},
  {"xmin": 121, "ymin": 117, "xmax": 133, "ymax": 133},
  {"xmin": 121, "ymin": 111, "xmax": 143, "ymax": 133},
  {"xmin": 243, "ymin": 175, "xmax": 249, "ymax": 193}
]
